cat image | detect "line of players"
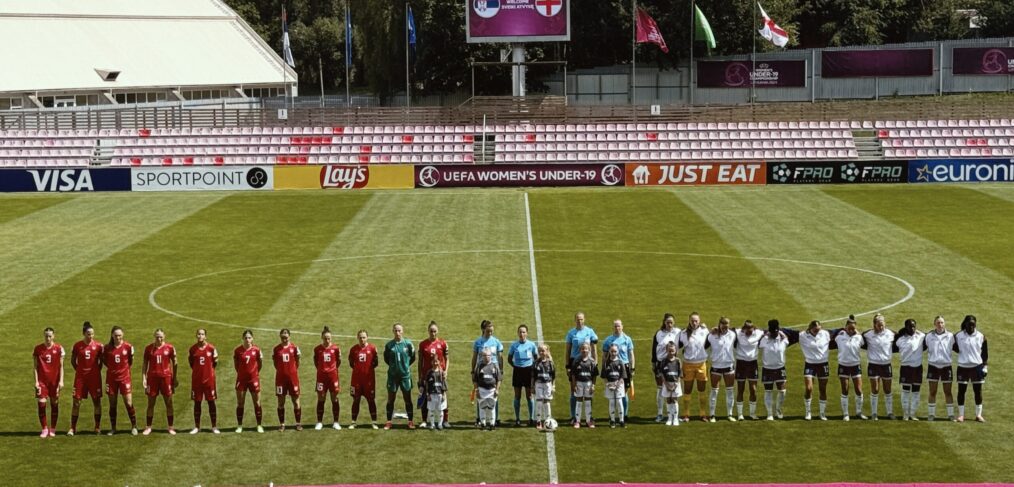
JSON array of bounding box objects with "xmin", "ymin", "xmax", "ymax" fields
[{"xmin": 31, "ymin": 310, "xmax": 988, "ymax": 437}]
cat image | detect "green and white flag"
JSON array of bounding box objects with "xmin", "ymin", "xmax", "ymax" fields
[{"xmin": 694, "ymin": 4, "xmax": 716, "ymax": 50}]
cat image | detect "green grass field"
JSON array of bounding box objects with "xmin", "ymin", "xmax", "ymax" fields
[{"xmin": 1, "ymin": 185, "xmax": 1012, "ymax": 486}]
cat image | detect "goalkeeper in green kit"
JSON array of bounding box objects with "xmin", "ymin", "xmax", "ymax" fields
[{"xmin": 383, "ymin": 323, "xmax": 416, "ymax": 430}]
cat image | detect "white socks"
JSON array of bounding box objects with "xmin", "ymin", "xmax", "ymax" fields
[
  {"xmin": 804, "ymin": 397, "xmax": 812, "ymax": 415},
  {"xmin": 583, "ymin": 400, "xmax": 592, "ymax": 422},
  {"xmin": 709, "ymin": 388, "xmax": 719, "ymax": 417},
  {"xmin": 855, "ymin": 394, "xmax": 864, "ymax": 416},
  {"xmin": 975, "ymin": 404, "xmax": 983, "ymax": 417},
  {"xmin": 776, "ymin": 390, "xmax": 786, "ymax": 416},
  {"xmin": 819, "ymin": 399, "xmax": 827, "ymax": 416},
  {"xmin": 885, "ymin": 393, "xmax": 893, "ymax": 415},
  {"xmin": 736, "ymin": 401, "xmax": 743, "ymax": 416},
  {"xmin": 725, "ymin": 389, "xmax": 734, "ymax": 416},
  {"xmin": 901, "ymin": 390, "xmax": 910, "ymax": 418},
  {"xmin": 764, "ymin": 390, "xmax": 773, "ymax": 416},
  {"xmin": 656, "ymin": 387, "xmax": 664, "ymax": 416},
  {"xmin": 840, "ymin": 395, "xmax": 849, "ymax": 416},
  {"xmin": 871, "ymin": 394, "xmax": 879, "ymax": 416},
  {"xmin": 749, "ymin": 401, "xmax": 757, "ymax": 417}
]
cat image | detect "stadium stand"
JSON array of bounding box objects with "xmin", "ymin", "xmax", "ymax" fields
[{"xmin": 877, "ymin": 119, "xmax": 1014, "ymax": 159}]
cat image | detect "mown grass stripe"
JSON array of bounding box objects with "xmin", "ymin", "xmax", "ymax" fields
[{"xmin": 0, "ymin": 195, "xmax": 72, "ymax": 224}]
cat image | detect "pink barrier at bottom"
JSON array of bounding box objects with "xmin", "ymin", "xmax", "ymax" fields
[{"xmin": 284, "ymin": 484, "xmax": 1014, "ymax": 487}]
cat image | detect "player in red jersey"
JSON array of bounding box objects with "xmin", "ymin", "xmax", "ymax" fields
[
  {"xmin": 103, "ymin": 325, "xmax": 138, "ymax": 435},
  {"xmin": 69, "ymin": 321, "xmax": 103, "ymax": 436},
  {"xmin": 273, "ymin": 328, "xmax": 302, "ymax": 431},
  {"xmin": 188, "ymin": 328, "xmax": 219, "ymax": 434},
  {"xmin": 313, "ymin": 326, "xmax": 342, "ymax": 430},
  {"xmin": 348, "ymin": 329, "xmax": 379, "ymax": 429},
  {"xmin": 33, "ymin": 327, "xmax": 65, "ymax": 438},
  {"xmin": 233, "ymin": 329, "xmax": 265, "ymax": 433},
  {"xmin": 141, "ymin": 328, "xmax": 178, "ymax": 435},
  {"xmin": 418, "ymin": 321, "xmax": 450, "ymax": 428}
]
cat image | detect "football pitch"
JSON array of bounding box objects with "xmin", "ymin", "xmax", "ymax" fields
[{"xmin": 1, "ymin": 184, "xmax": 1012, "ymax": 486}]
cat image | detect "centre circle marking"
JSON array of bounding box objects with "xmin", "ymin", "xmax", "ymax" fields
[{"xmin": 148, "ymin": 249, "xmax": 916, "ymax": 342}]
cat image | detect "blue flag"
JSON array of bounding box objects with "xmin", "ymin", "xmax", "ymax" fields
[
  {"xmin": 281, "ymin": 8, "xmax": 295, "ymax": 68},
  {"xmin": 407, "ymin": 6, "xmax": 417, "ymax": 49},
  {"xmin": 345, "ymin": 6, "xmax": 353, "ymax": 68}
]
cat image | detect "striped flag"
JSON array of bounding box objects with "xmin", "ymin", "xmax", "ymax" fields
[
  {"xmin": 758, "ymin": 2, "xmax": 789, "ymax": 47},
  {"xmin": 281, "ymin": 8, "xmax": 295, "ymax": 68}
]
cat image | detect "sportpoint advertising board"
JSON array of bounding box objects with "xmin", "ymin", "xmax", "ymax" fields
[
  {"xmin": 624, "ymin": 162, "xmax": 767, "ymax": 186},
  {"xmin": 131, "ymin": 166, "xmax": 273, "ymax": 191},
  {"xmin": 908, "ymin": 159, "xmax": 1014, "ymax": 183},
  {"xmin": 466, "ymin": 0, "xmax": 570, "ymax": 43},
  {"xmin": 273, "ymin": 165, "xmax": 415, "ymax": 190},
  {"xmin": 0, "ymin": 168, "xmax": 130, "ymax": 192},
  {"xmin": 414, "ymin": 163, "xmax": 623, "ymax": 188}
]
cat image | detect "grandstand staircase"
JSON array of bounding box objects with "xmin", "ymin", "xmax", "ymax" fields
[
  {"xmin": 852, "ymin": 131, "xmax": 884, "ymax": 161},
  {"xmin": 93, "ymin": 139, "xmax": 116, "ymax": 166},
  {"xmin": 473, "ymin": 134, "xmax": 494, "ymax": 164}
]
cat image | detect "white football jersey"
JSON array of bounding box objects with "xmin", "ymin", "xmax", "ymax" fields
[
  {"xmin": 735, "ymin": 328, "xmax": 764, "ymax": 361},
  {"xmin": 760, "ymin": 334, "xmax": 788, "ymax": 369},
  {"xmin": 895, "ymin": 331, "xmax": 926, "ymax": 367},
  {"xmin": 653, "ymin": 328, "xmax": 679, "ymax": 365},
  {"xmin": 924, "ymin": 330, "xmax": 955, "ymax": 368},
  {"xmin": 707, "ymin": 330, "xmax": 737, "ymax": 369},
  {"xmin": 955, "ymin": 330, "xmax": 985, "ymax": 367},
  {"xmin": 835, "ymin": 331, "xmax": 864, "ymax": 367},
  {"xmin": 679, "ymin": 326, "xmax": 710, "ymax": 364},
  {"xmin": 799, "ymin": 329, "xmax": 830, "ymax": 364},
  {"xmin": 863, "ymin": 329, "xmax": 895, "ymax": 365}
]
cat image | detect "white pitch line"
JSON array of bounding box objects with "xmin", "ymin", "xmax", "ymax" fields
[
  {"xmin": 148, "ymin": 249, "xmax": 915, "ymax": 339},
  {"xmin": 524, "ymin": 192, "xmax": 559, "ymax": 485}
]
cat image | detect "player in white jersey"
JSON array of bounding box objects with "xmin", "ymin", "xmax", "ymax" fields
[
  {"xmin": 862, "ymin": 314, "xmax": 896, "ymax": 420},
  {"xmin": 678, "ymin": 312, "xmax": 710, "ymax": 422},
  {"xmin": 734, "ymin": 321, "xmax": 763, "ymax": 420},
  {"xmin": 894, "ymin": 319, "xmax": 925, "ymax": 421},
  {"xmin": 954, "ymin": 315, "xmax": 987, "ymax": 423},
  {"xmin": 759, "ymin": 320, "xmax": 795, "ymax": 420},
  {"xmin": 707, "ymin": 317, "xmax": 737, "ymax": 422},
  {"xmin": 924, "ymin": 315, "xmax": 955, "ymax": 421},
  {"xmin": 650, "ymin": 313, "xmax": 679, "ymax": 422},
  {"xmin": 799, "ymin": 320, "xmax": 831, "ymax": 420},
  {"xmin": 834, "ymin": 316, "xmax": 867, "ymax": 421}
]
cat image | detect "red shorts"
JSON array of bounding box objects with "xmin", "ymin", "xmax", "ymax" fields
[
  {"xmin": 36, "ymin": 381, "xmax": 59, "ymax": 400},
  {"xmin": 73, "ymin": 375, "xmax": 102, "ymax": 400},
  {"xmin": 145, "ymin": 375, "xmax": 173, "ymax": 397},
  {"xmin": 275, "ymin": 377, "xmax": 300, "ymax": 397},
  {"xmin": 350, "ymin": 378, "xmax": 375, "ymax": 398},
  {"xmin": 106, "ymin": 380, "xmax": 132, "ymax": 396},
  {"xmin": 236, "ymin": 378, "xmax": 261, "ymax": 393},
  {"xmin": 316, "ymin": 372, "xmax": 340, "ymax": 394},
  {"xmin": 191, "ymin": 383, "xmax": 218, "ymax": 401}
]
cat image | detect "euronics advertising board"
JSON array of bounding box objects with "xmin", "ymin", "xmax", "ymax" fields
[
  {"xmin": 415, "ymin": 164, "xmax": 623, "ymax": 188},
  {"xmin": 466, "ymin": 0, "xmax": 570, "ymax": 43},
  {"xmin": 909, "ymin": 159, "xmax": 1014, "ymax": 183},
  {"xmin": 0, "ymin": 168, "xmax": 130, "ymax": 192},
  {"xmin": 273, "ymin": 165, "xmax": 415, "ymax": 190},
  {"xmin": 624, "ymin": 162, "xmax": 766, "ymax": 186},
  {"xmin": 768, "ymin": 161, "xmax": 908, "ymax": 184},
  {"xmin": 131, "ymin": 166, "xmax": 273, "ymax": 191}
]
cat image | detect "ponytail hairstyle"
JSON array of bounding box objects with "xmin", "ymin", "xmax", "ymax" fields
[
  {"xmin": 82, "ymin": 321, "xmax": 93, "ymax": 334},
  {"xmin": 899, "ymin": 318, "xmax": 917, "ymax": 337},
  {"xmin": 480, "ymin": 319, "xmax": 491, "ymax": 332},
  {"xmin": 43, "ymin": 326, "xmax": 55, "ymax": 335},
  {"xmin": 242, "ymin": 329, "xmax": 253, "ymax": 340},
  {"xmin": 807, "ymin": 320, "xmax": 821, "ymax": 334},
  {"xmin": 660, "ymin": 313, "xmax": 675, "ymax": 330},
  {"xmin": 108, "ymin": 325, "xmax": 124, "ymax": 348},
  {"xmin": 960, "ymin": 315, "xmax": 977, "ymax": 334},
  {"xmin": 321, "ymin": 326, "xmax": 331, "ymax": 338}
]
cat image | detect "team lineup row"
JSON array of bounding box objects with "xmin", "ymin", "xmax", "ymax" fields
[{"xmin": 30, "ymin": 311, "xmax": 988, "ymax": 437}]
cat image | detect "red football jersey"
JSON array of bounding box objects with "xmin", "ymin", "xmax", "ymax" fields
[
  {"xmin": 273, "ymin": 342, "xmax": 300, "ymax": 378},
  {"xmin": 71, "ymin": 340, "xmax": 103, "ymax": 378},
  {"xmin": 144, "ymin": 343, "xmax": 176, "ymax": 378},
  {"xmin": 314, "ymin": 343, "xmax": 341, "ymax": 375},
  {"xmin": 189, "ymin": 343, "xmax": 218, "ymax": 386},
  {"xmin": 348, "ymin": 343, "xmax": 378, "ymax": 382},
  {"xmin": 418, "ymin": 338, "xmax": 449, "ymax": 376},
  {"xmin": 233, "ymin": 345, "xmax": 262, "ymax": 382},
  {"xmin": 104, "ymin": 342, "xmax": 133, "ymax": 383},
  {"xmin": 33, "ymin": 343, "xmax": 64, "ymax": 384}
]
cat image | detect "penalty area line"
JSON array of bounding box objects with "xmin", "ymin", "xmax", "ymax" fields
[{"xmin": 524, "ymin": 192, "xmax": 559, "ymax": 485}]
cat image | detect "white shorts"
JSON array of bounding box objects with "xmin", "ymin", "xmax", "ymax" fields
[
  {"xmin": 535, "ymin": 382, "xmax": 554, "ymax": 401},
  {"xmin": 604, "ymin": 380, "xmax": 626, "ymax": 400},
  {"xmin": 661, "ymin": 381, "xmax": 683, "ymax": 399},
  {"xmin": 477, "ymin": 387, "xmax": 497, "ymax": 410},
  {"xmin": 427, "ymin": 393, "xmax": 446, "ymax": 412},
  {"xmin": 574, "ymin": 381, "xmax": 594, "ymax": 398}
]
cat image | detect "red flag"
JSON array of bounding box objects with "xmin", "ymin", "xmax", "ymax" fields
[{"xmin": 635, "ymin": 8, "xmax": 668, "ymax": 53}]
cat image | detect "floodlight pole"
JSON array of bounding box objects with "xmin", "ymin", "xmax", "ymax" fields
[
  {"xmin": 751, "ymin": 2, "xmax": 756, "ymax": 105},
  {"xmin": 405, "ymin": 2, "xmax": 411, "ymax": 110},
  {"xmin": 345, "ymin": 0, "xmax": 351, "ymax": 108},
  {"xmin": 631, "ymin": 0, "xmax": 637, "ymax": 115}
]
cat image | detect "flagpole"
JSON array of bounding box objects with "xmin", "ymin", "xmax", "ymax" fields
[
  {"xmin": 689, "ymin": 0, "xmax": 694, "ymax": 106},
  {"xmin": 751, "ymin": 2, "xmax": 756, "ymax": 106},
  {"xmin": 631, "ymin": 0, "xmax": 636, "ymax": 111},
  {"xmin": 319, "ymin": 55, "xmax": 325, "ymax": 108},
  {"xmin": 345, "ymin": 0, "xmax": 351, "ymax": 108},
  {"xmin": 401, "ymin": 2, "xmax": 405, "ymax": 110}
]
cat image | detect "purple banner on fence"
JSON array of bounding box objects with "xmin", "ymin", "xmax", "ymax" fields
[
  {"xmin": 466, "ymin": 0, "xmax": 570, "ymax": 43},
  {"xmin": 414, "ymin": 164, "xmax": 624, "ymax": 188},
  {"xmin": 821, "ymin": 49, "xmax": 933, "ymax": 78},
  {"xmin": 953, "ymin": 48, "xmax": 1014, "ymax": 75},
  {"xmin": 697, "ymin": 60, "xmax": 806, "ymax": 88}
]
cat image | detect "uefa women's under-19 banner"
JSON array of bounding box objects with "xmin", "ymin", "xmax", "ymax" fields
[{"xmin": 466, "ymin": 0, "xmax": 570, "ymax": 43}]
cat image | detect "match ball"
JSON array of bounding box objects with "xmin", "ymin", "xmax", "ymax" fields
[{"xmin": 544, "ymin": 418, "xmax": 558, "ymax": 431}]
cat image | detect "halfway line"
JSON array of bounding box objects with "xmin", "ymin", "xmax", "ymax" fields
[{"xmin": 524, "ymin": 192, "xmax": 559, "ymax": 485}]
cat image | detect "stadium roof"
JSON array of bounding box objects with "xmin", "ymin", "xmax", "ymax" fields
[{"xmin": 0, "ymin": 0, "xmax": 296, "ymax": 94}]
